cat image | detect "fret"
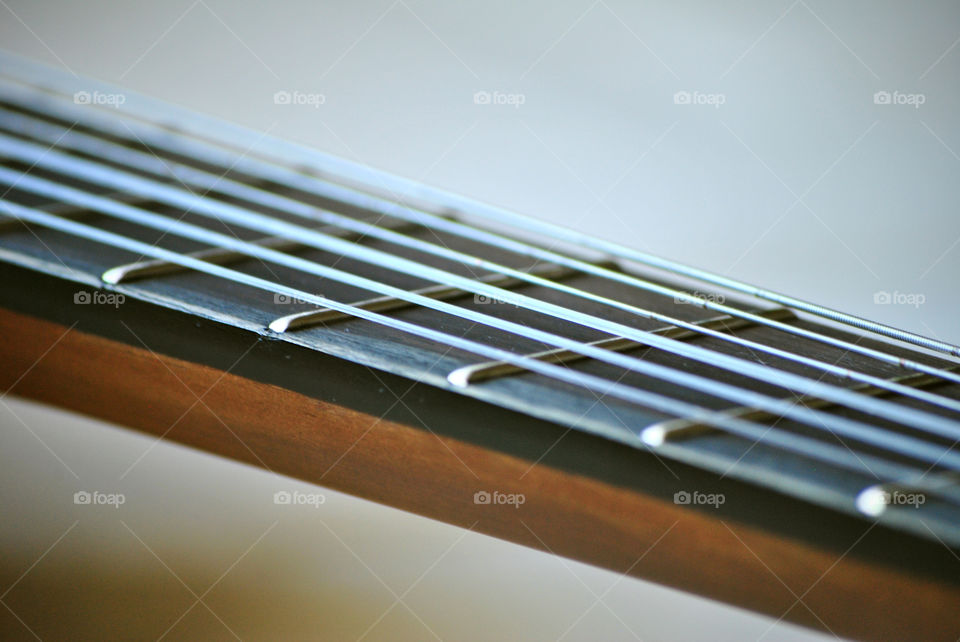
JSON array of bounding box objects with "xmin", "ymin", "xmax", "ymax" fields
[
  {"xmin": 101, "ymin": 219, "xmax": 420, "ymax": 284},
  {"xmin": 447, "ymin": 307, "xmax": 797, "ymax": 385},
  {"xmin": 641, "ymin": 368, "xmax": 957, "ymax": 447},
  {"xmin": 268, "ymin": 263, "xmax": 577, "ymax": 332}
]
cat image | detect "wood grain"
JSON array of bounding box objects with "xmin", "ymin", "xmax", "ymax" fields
[{"xmin": 1, "ymin": 306, "xmax": 958, "ymax": 641}]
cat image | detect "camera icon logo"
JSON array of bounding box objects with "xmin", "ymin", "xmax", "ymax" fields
[
  {"xmin": 73, "ymin": 91, "xmax": 92, "ymax": 105},
  {"xmin": 473, "ymin": 91, "xmax": 491, "ymax": 105},
  {"xmin": 873, "ymin": 291, "xmax": 891, "ymax": 305},
  {"xmin": 273, "ymin": 293, "xmax": 291, "ymax": 304},
  {"xmin": 74, "ymin": 491, "xmax": 92, "ymax": 505},
  {"xmin": 673, "ymin": 491, "xmax": 691, "ymax": 505},
  {"xmin": 473, "ymin": 490, "xmax": 491, "ymax": 505},
  {"xmin": 873, "ymin": 91, "xmax": 891, "ymax": 105},
  {"xmin": 273, "ymin": 491, "xmax": 292, "ymax": 505},
  {"xmin": 74, "ymin": 291, "xmax": 92, "ymax": 304},
  {"xmin": 673, "ymin": 91, "xmax": 692, "ymax": 105},
  {"xmin": 273, "ymin": 90, "xmax": 292, "ymax": 105}
]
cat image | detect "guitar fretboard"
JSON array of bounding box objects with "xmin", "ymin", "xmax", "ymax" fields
[{"xmin": 2, "ymin": 53, "xmax": 959, "ymax": 547}]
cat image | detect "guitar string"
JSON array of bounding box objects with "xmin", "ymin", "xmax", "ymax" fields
[
  {"xmin": 4, "ymin": 107, "xmax": 960, "ymax": 420},
  {"xmin": 2, "ymin": 87, "xmax": 956, "ymax": 396},
  {"xmin": 0, "ymin": 67, "xmax": 956, "ymax": 360},
  {"xmin": 3, "ymin": 162, "xmax": 960, "ymax": 473},
  {"xmin": 6, "ymin": 197, "xmax": 960, "ymax": 503}
]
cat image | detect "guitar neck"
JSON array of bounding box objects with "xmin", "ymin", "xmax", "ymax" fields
[{"xmin": 2, "ymin": 53, "xmax": 960, "ymax": 641}]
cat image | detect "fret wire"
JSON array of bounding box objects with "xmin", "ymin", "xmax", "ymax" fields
[
  {"xmin": 1, "ymin": 73, "xmax": 955, "ymax": 361},
  {"xmin": 6, "ymin": 197, "xmax": 958, "ymax": 496},
  {"xmin": 5, "ymin": 107, "xmax": 960, "ymax": 417},
  {"xmin": 645, "ymin": 370, "xmax": 953, "ymax": 443},
  {"xmin": 99, "ymin": 218, "xmax": 420, "ymax": 283},
  {"xmin": 4, "ymin": 136, "xmax": 960, "ymax": 448},
  {"xmin": 4, "ymin": 163, "xmax": 960, "ymax": 471},
  {"xmin": 448, "ymin": 309, "xmax": 799, "ymax": 384},
  {"xmin": 266, "ymin": 263, "xmax": 576, "ymax": 332},
  {"xmin": 2, "ymin": 96, "xmax": 956, "ymax": 396}
]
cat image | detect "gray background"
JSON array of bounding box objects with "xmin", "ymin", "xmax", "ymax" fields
[{"xmin": 2, "ymin": 0, "xmax": 958, "ymax": 639}]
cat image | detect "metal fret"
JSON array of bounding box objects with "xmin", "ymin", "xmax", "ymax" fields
[
  {"xmin": 268, "ymin": 263, "xmax": 576, "ymax": 332},
  {"xmin": 447, "ymin": 308, "xmax": 797, "ymax": 385},
  {"xmin": 641, "ymin": 369, "xmax": 956, "ymax": 446},
  {"xmin": 102, "ymin": 219, "xmax": 420, "ymax": 284}
]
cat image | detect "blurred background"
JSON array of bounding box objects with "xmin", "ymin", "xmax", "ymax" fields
[{"xmin": 1, "ymin": 0, "xmax": 958, "ymax": 639}]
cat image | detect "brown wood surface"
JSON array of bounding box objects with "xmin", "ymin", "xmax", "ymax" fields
[{"xmin": 2, "ymin": 306, "xmax": 958, "ymax": 641}]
